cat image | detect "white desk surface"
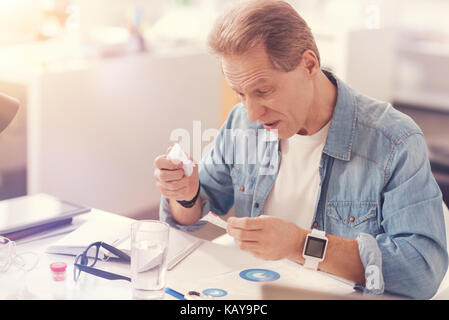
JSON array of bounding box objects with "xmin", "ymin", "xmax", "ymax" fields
[{"xmin": 1, "ymin": 207, "xmax": 449, "ymax": 300}]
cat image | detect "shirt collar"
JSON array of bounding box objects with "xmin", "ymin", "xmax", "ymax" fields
[{"xmin": 322, "ymin": 70, "xmax": 357, "ymax": 161}]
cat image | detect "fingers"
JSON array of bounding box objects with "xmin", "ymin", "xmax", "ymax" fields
[
  {"xmin": 153, "ymin": 154, "xmax": 182, "ymax": 171},
  {"xmin": 156, "ymin": 176, "xmax": 189, "ymax": 191},
  {"xmin": 234, "ymin": 239, "xmax": 260, "ymax": 251},
  {"xmin": 227, "ymin": 216, "xmax": 297, "ymax": 261},
  {"xmin": 227, "ymin": 217, "xmax": 264, "ymax": 252},
  {"xmin": 227, "ymin": 217, "xmax": 272, "ymax": 258},
  {"xmin": 227, "ymin": 217, "xmax": 264, "ymax": 231},
  {"xmin": 153, "ymin": 147, "xmax": 200, "ymax": 201},
  {"xmin": 227, "ymin": 226, "xmax": 261, "ymax": 242},
  {"xmin": 154, "ymin": 168, "xmax": 185, "ymax": 182}
]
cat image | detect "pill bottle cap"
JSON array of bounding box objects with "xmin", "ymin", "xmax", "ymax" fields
[{"xmin": 50, "ymin": 262, "xmax": 67, "ymax": 273}]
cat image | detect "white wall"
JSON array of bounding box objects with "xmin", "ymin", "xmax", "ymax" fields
[{"xmin": 27, "ymin": 50, "xmax": 221, "ymax": 217}]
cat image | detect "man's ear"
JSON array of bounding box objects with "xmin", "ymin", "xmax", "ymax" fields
[
  {"xmin": 299, "ymin": 49, "xmax": 320, "ymax": 78},
  {"xmin": 0, "ymin": 92, "xmax": 20, "ymax": 134}
]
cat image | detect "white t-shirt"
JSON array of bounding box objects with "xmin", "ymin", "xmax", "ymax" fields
[{"xmin": 263, "ymin": 121, "xmax": 331, "ymax": 228}]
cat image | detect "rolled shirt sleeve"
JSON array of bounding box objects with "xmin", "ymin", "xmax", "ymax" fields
[{"xmin": 356, "ymin": 232, "xmax": 385, "ymax": 295}]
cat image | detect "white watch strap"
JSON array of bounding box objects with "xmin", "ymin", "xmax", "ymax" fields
[
  {"xmin": 303, "ymin": 228, "xmax": 326, "ymax": 271},
  {"xmin": 303, "ymin": 258, "xmax": 319, "ymax": 270},
  {"xmin": 311, "ymin": 228, "xmax": 325, "ymax": 237}
]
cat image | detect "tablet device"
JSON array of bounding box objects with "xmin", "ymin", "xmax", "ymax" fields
[{"xmin": 0, "ymin": 193, "xmax": 90, "ymax": 235}]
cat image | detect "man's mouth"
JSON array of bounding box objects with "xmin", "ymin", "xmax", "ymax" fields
[{"xmin": 263, "ymin": 120, "xmax": 280, "ymax": 130}]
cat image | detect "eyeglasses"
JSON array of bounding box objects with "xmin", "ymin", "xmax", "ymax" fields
[{"xmin": 73, "ymin": 241, "xmax": 131, "ymax": 282}]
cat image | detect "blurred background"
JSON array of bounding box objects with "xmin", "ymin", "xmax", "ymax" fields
[{"xmin": 1, "ymin": 0, "xmax": 448, "ymax": 222}]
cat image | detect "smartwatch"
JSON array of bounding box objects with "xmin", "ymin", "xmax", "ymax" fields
[{"xmin": 302, "ymin": 228, "xmax": 328, "ymax": 271}]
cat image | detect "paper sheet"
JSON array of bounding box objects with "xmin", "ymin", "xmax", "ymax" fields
[
  {"xmin": 173, "ymin": 260, "xmax": 355, "ymax": 300},
  {"xmin": 117, "ymin": 226, "xmax": 204, "ymax": 270},
  {"xmin": 46, "ymin": 211, "xmax": 204, "ymax": 269},
  {"xmin": 201, "ymin": 212, "xmax": 228, "ymax": 229}
]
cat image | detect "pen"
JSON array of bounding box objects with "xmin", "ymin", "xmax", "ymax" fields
[{"xmin": 165, "ymin": 287, "xmax": 185, "ymax": 300}]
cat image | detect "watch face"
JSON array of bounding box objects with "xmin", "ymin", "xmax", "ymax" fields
[{"xmin": 304, "ymin": 236, "xmax": 327, "ymax": 259}]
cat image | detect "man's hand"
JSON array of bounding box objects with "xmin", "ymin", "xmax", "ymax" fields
[
  {"xmin": 153, "ymin": 148, "xmax": 199, "ymax": 201},
  {"xmin": 226, "ymin": 215, "xmax": 304, "ymax": 260}
]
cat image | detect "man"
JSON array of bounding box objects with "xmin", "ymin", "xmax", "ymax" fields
[{"xmin": 154, "ymin": 0, "xmax": 447, "ymax": 299}]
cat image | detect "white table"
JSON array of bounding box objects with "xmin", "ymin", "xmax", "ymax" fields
[
  {"xmin": 1, "ymin": 206, "xmax": 449, "ymax": 300},
  {"xmin": 0, "ymin": 209, "xmax": 354, "ymax": 300}
]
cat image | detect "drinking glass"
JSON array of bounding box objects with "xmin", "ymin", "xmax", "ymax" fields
[{"xmin": 131, "ymin": 220, "xmax": 169, "ymax": 299}]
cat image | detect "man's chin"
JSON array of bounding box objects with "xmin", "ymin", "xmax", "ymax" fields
[{"xmin": 273, "ymin": 129, "xmax": 292, "ymax": 140}]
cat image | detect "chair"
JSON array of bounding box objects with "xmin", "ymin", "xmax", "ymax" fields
[{"xmin": 0, "ymin": 92, "xmax": 19, "ymax": 134}]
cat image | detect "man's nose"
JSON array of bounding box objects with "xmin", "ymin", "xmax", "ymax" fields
[{"xmin": 245, "ymin": 98, "xmax": 266, "ymax": 122}]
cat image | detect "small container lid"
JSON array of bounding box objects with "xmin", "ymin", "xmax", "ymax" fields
[{"xmin": 50, "ymin": 262, "xmax": 67, "ymax": 273}]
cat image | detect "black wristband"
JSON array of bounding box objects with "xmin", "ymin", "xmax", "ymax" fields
[{"xmin": 176, "ymin": 184, "xmax": 200, "ymax": 208}]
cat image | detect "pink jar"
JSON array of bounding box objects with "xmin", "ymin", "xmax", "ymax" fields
[{"xmin": 50, "ymin": 262, "xmax": 67, "ymax": 282}]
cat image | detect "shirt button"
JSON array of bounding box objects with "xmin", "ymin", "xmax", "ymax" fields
[
  {"xmin": 254, "ymin": 202, "xmax": 259, "ymax": 208},
  {"xmin": 313, "ymin": 221, "xmax": 318, "ymax": 228},
  {"xmin": 240, "ymin": 186, "xmax": 245, "ymax": 192},
  {"xmin": 349, "ymin": 216, "xmax": 355, "ymax": 222}
]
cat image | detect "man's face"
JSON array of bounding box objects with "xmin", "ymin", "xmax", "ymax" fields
[{"xmin": 222, "ymin": 44, "xmax": 315, "ymax": 139}]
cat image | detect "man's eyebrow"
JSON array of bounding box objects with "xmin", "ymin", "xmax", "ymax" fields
[{"xmin": 248, "ymin": 78, "xmax": 270, "ymax": 88}]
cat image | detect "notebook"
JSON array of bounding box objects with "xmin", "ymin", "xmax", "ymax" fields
[
  {"xmin": 46, "ymin": 211, "xmax": 204, "ymax": 270},
  {"xmin": 0, "ymin": 194, "xmax": 91, "ymax": 239}
]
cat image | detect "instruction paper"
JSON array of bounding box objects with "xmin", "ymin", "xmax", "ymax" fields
[{"xmin": 201, "ymin": 212, "xmax": 228, "ymax": 230}]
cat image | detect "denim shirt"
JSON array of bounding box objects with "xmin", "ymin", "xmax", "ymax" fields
[{"xmin": 160, "ymin": 72, "xmax": 448, "ymax": 299}]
